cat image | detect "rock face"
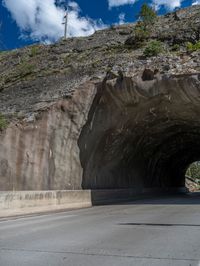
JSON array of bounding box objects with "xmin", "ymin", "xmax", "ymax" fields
[
  {"xmin": 79, "ymin": 74, "xmax": 200, "ymax": 189},
  {"xmin": 0, "ymin": 82, "xmax": 97, "ymax": 190},
  {"xmin": 0, "ymin": 5, "xmax": 200, "ymax": 191}
]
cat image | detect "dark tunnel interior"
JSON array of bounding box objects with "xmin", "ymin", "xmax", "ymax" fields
[{"xmin": 78, "ymin": 73, "xmax": 200, "ymax": 191}]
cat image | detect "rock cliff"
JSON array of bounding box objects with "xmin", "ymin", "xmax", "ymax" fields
[{"xmin": 0, "ymin": 5, "xmax": 200, "ymax": 191}]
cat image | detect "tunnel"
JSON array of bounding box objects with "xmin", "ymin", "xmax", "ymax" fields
[{"xmin": 78, "ymin": 72, "xmax": 200, "ymax": 191}]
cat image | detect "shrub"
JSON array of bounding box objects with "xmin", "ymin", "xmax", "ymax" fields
[
  {"xmin": 124, "ymin": 22, "xmax": 150, "ymax": 48},
  {"xmin": 139, "ymin": 3, "xmax": 157, "ymax": 26},
  {"xmin": 144, "ymin": 40, "xmax": 163, "ymax": 57},
  {"xmin": 29, "ymin": 46, "xmax": 40, "ymax": 57},
  {"xmin": 134, "ymin": 22, "xmax": 149, "ymax": 41},
  {"xmin": 0, "ymin": 50, "xmax": 7, "ymax": 55},
  {"xmin": 130, "ymin": 4, "xmax": 157, "ymax": 48},
  {"xmin": 171, "ymin": 44, "xmax": 180, "ymax": 51},
  {"xmin": 109, "ymin": 24, "xmax": 116, "ymax": 30},
  {"xmin": 18, "ymin": 62, "xmax": 35, "ymax": 77},
  {"xmin": 186, "ymin": 41, "xmax": 200, "ymax": 52},
  {"xmin": 186, "ymin": 162, "xmax": 200, "ymax": 182},
  {"xmin": 0, "ymin": 114, "xmax": 8, "ymax": 130}
]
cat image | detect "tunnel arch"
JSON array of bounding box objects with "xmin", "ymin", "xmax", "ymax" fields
[{"xmin": 78, "ymin": 73, "xmax": 200, "ymax": 191}]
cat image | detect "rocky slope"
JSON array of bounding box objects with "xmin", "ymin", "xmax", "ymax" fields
[
  {"xmin": 186, "ymin": 176, "xmax": 200, "ymax": 192},
  {"xmin": 0, "ymin": 5, "xmax": 200, "ymax": 191}
]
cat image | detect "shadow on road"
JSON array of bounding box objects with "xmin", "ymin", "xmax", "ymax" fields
[
  {"xmin": 118, "ymin": 222, "xmax": 200, "ymax": 227},
  {"xmin": 121, "ymin": 192, "xmax": 200, "ymax": 205}
]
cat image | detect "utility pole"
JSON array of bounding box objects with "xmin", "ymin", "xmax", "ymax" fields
[{"xmin": 62, "ymin": 7, "xmax": 68, "ymax": 40}]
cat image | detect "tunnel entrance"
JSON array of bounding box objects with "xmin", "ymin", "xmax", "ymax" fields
[
  {"xmin": 185, "ymin": 162, "xmax": 200, "ymax": 192},
  {"xmin": 79, "ymin": 73, "xmax": 200, "ymax": 192}
]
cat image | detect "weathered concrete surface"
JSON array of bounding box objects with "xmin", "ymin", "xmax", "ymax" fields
[
  {"xmin": 0, "ymin": 194, "xmax": 200, "ymax": 266},
  {"xmin": 0, "ymin": 190, "xmax": 92, "ymax": 217},
  {"xmin": 0, "ymin": 188, "xmax": 188, "ymax": 218}
]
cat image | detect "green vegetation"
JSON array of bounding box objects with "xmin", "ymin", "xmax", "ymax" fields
[
  {"xmin": 131, "ymin": 4, "xmax": 157, "ymax": 48},
  {"xmin": 0, "ymin": 113, "xmax": 8, "ymax": 131},
  {"xmin": 0, "ymin": 50, "xmax": 7, "ymax": 55},
  {"xmin": 171, "ymin": 44, "xmax": 180, "ymax": 51},
  {"xmin": 143, "ymin": 40, "xmax": 163, "ymax": 57},
  {"xmin": 134, "ymin": 22, "xmax": 150, "ymax": 42},
  {"xmin": 186, "ymin": 41, "xmax": 200, "ymax": 52},
  {"xmin": 18, "ymin": 62, "xmax": 35, "ymax": 78},
  {"xmin": 29, "ymin": 46, "xmax": 40, "ymax": 57},
  {"xmin": 186, "ymin": 162, "xmax": 200, "ymax": 188},
  {"xmin": 139, "ymin": 3, "xmax": 157, "ymax": 26},
  {"xmin": 0, "ymin": 61, "xmax": 35, "ymax": 87}
]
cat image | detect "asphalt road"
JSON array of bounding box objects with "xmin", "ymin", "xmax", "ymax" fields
[{"xmin": 0, "ymin": 193, "xmax": 200, "ymax": 266}]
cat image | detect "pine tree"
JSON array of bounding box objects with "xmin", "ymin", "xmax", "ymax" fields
[{"xmin": 139, "ymin": 3, "xmax": 157, "ymax": 26}]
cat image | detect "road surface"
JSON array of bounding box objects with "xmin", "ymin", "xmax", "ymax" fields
[{"xmin": 0, "ymin": 193, "xmax": 200, "ymax": 266}]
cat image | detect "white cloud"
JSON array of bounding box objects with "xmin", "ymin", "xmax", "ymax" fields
[
  {"xmin": 3, "ymin": 0, "xmax": 105, "ymax": 43},
  {"xmin": 108, "ymin": 0, "xmax": 183, "ymax": 10},
  {"xmin": 192, "ymin": 0, "xmax": 200, "ymax": 5},
  {"xmin": 152, "ymin": 0, "xmax": 182, "ymax": 10},
  {"xmin": 108, "ymin": 0, "xmax": 136, "ymax": 8},
  {"xmin": 118, "ymin": 13, "xmax": 126, "ymax": 24}
]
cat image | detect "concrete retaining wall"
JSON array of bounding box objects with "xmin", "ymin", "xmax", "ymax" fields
[
  {"xmin": 0, "ymin": 189, "xmax": 141, "ymax": 217},
  {"xmin": 0, "ymin": 190, "xmax": 92, "ymax": 218},
  {"xmin": 0, "ymin": 187, "xmax": 188, "ymax": 218}
]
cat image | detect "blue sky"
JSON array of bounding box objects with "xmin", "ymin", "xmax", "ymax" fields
[{"xmin": 0, "ymin": 0, "xmax": 198, "ymax": 51}]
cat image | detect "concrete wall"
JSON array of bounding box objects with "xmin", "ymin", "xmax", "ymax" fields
[
  {"xmin": 0, "ymin": 190, "xmax": 92, "ymax": 218},
  {"xmin": 0, "ymin": 189, "xmax": 143, "ymax": 218},
  {"xmin": 0, "ymin": 188, "xmax": 187, "ymax": 218}
]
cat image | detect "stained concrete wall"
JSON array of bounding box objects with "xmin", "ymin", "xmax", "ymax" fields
[
  {"xmin": 0, "ymin": 190, "xmax": 92, "ymax": 217},
  {"xmin": 0, "ymin": 188, "xmax": 187, "ymax": 218}
]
